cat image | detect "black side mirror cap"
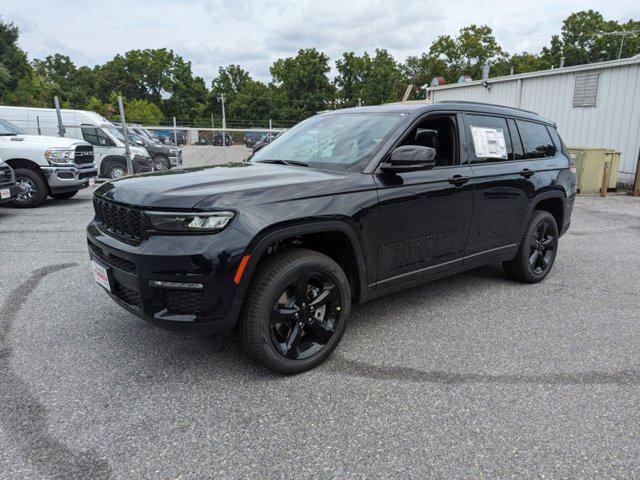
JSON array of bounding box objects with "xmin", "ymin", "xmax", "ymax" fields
[{"xmin": 381, "ymin": 145, "xmax": 436, "ymax": 172}]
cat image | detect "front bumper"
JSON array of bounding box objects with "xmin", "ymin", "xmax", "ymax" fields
[
  {"xmin": 42, "ymin": 165, "xmax": 98, "ymax": 193},
  {"xmin": 86, "ymin": 220, "xmax": 248, "ymax": 335},
  {"xmin": 168, "ymin": 153, "xmax": 182, "ymax": 167}
]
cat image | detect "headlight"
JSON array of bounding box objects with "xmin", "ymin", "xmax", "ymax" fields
[
  {"xmin": 146, "ymin": 211, "xmax": 235, "ymax": 232},
  {"xmin": 45, "ymin": 148, "xmax": 75, "ymax": 165}
]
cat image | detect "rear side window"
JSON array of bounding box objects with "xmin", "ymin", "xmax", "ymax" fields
[
  {"xmin": 547, "ymin": 126, "xmax": 569, "ymax": 158},
  {"xmin": 465, "ymin": 114, "xmax": 513, "ymax": 163},
  {"xmin": 515, "ymin": 120, "xmax": 556, "ymax": 159}
]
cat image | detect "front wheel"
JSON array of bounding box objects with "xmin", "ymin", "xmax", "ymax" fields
[
  {"xmin": 503, "ymin": 210, "xmax": 558, "ymax": 283},
  {"xmin": 239, "ymin": 249, "xmax": 351, "ymax": 374},
  {"xmin": 9, "ymin": 168, "xmax": 48, "ymax": 208},
  {"xmin": 153, "ymin": 155, "xmax": 170, "ymax": 171}
]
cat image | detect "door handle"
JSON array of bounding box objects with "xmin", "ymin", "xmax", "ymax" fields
[
  {"xmin": 520, "ymin": 168, "xmax": 535, "ymax": 178},
  {"xmin": 448, "ymin": 175, "xmax": 470, "ymax": 186}
]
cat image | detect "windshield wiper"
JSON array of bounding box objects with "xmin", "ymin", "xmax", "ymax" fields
[
  {"xmin": 0, "ymin": 133, "xmax": 18, "ymax": 136},
  {"xmin": 257, "ymin": 159, "xmax": 309, "ymax": 167}
]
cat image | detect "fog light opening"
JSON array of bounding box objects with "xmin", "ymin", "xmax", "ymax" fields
[{"xmin": 149, "ymin": 280, "xmax": 204, "ymax": 290}]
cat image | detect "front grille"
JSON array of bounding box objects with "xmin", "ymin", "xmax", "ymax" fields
[
  {"xmin": 0, "ymin": 166, "xmax": 12, "ymax": 184},
  {"xmin": 88, "ymin": 241, "xmax": 136, "ymax": 274},
  {"xmin": 114, "ymin": 282, "xmax": 141, "ymax": 308},
  {"xmin": 93, "ymin": 197, "xmax": 143, "ymax": 242},
  {"xmin": 74, "ymin": 145, "xmax": 94, "ymax": 165},
  {"xmin": 161, "ymin": 289, "xmax": 203, "ymax": 316}
]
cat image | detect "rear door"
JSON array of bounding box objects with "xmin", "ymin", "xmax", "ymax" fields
[{"xmin": 463, "ymin": 114, "xmax": 556, "ymax": 258}]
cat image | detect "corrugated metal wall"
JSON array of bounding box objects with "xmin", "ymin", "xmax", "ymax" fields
[{"xmin": 430, "ymin": 62, "xmax": 640, "ymax": 185}]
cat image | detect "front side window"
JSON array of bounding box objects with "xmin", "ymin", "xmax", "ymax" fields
[
  {"xmin": 465, "ymin": 114, "xmax": 513, "ymax": 163},
  {"xmin": 82, "ymin": 126, "xmax": 112, "ymax": 146},
  {"xmin": 252, "ymin": 113, "xmax": 403, "ymax": 172},
  {"xmin": 516, "ymin": 120, "xmax": 556, "ymax": 159}
]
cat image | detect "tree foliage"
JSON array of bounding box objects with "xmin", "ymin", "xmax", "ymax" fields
[{"xmin": 1, "ymin": 10, "xmax": 638, "ymax": 126}]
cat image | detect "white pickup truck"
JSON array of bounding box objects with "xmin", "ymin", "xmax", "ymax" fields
[{"xmin": 0, "ymin": 118, "xmax": 97, "ymax": 208}]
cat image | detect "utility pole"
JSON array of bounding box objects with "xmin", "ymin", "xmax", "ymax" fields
[
  {"xmin": 117, "ymin": 96, "xmax": 133, "ymax": 175},
  {"xmin": 218, "ymin": 93, "xmax": 226, "ymax": 147},
  {"xmin": 172, "ymin": 117, "xmax": 178, "ymax": 147},
  {"xmin": 54, "ymin": 96, "xmax": 65, "ymax": 137}
]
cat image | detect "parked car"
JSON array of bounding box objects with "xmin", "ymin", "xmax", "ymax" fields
[
  {"xmin": 0, "ymin": 118, "xmax": 97, "ymax": 207},
  {"xmin": 0, "ymin": 106, "xmax": 151, "ymax": 180},
  {"xmin": 252, "ymin": 131, "xmax": 282, "ymax": 153},
  {"xmin": 87, "ymin": 102, "xmax": 576, "ymax": 374},
  {"xmin": 212, "ymin": 131, "xmax": 234, "ymax": 146},
  {"xmin": 118, "ymin": 129, "xmax": 182, "ymax": 171},
  {"xmin": 0, "ymin": 158, "xmax": 17, "ymax": 204},
  {"xmin": 243, "ymin": 131, "xmax": 265, "ymax": 148}
]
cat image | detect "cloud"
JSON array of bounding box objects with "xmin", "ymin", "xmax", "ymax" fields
[{"xmin": 2, "ymin": 0, "xmax": 639, "ymax": 84}]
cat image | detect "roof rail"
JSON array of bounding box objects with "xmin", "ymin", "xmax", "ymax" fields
[{"xmin": 435, "ymin": 100, "xmax": 538, "ymax": 116}]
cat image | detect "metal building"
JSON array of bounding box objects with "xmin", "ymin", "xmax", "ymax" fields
[{"xmin": 423, "ymin": 56, "xmax": 640, "ymax": 186}]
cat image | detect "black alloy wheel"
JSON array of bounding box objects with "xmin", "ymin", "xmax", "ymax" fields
[
  {"xmin": 503, "ymin": 210, "xmax": 558, "ymax": 283},
  {"xmin": 529, "ymin": 221, "xmax": 556, "ymax": 275},
  {"xmin": 269, "ymin": 270, "xmax": 342, "ymax": 360},
  {"xmin": 240, "ymin": 249, "xmax": 351, "ymax": 374}
]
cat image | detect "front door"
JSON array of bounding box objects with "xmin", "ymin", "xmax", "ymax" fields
[{"xmin": 374, "ymin": 114, "xmax": 474, "ymax": 288}]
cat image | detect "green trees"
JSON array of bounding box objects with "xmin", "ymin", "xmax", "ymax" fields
[
  {"xmin": 0, "ymin": 10, "xmax": 638, "ymax": 126},
  {"xmin": 335, "ymin": 49, "xmax": 405, "ymax": 107}
]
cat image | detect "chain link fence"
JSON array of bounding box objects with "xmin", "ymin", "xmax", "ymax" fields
[{"xmin": 0, "ymin": 98, "xmax": 291, "ymax": 180}]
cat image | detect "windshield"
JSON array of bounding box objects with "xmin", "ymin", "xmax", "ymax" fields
[
  {"xmin": 0, "ymin": 119, "xmax": 25, "ymax": 135},
  {"xmin": 251, "ymin": 113, "xmax": 403, "ymax": 172},
  {"xmin": 103, "ymin": 125, "xmax": 126, "ymax": 142}
]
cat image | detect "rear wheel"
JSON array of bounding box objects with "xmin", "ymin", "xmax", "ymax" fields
[
  {"xmin": 50, "ymin": 190, "xmax": 78, "ymax": 200},
  {"xmin": 503, "ymin": 210, "xmax": 558, "ymax": 283},
  {"xmin": 9, "ymin": 168, "xmax": 48, "ymax": 208},
  {"xmin": 240, "ymin": 249, "xmax": 351, "ymax": 374}
]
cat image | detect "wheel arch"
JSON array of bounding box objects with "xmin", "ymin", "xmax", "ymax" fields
[
  {"xmin": 5, "ymin": 158, "xmax": 43, "ymax": 172},
  {"xmin": 99, "ymin": 155, "xmax": 126, "ymax": 177},
  {"xmin": 520, "ymin": 191, "xmax": 566, "ymax": 239},
  {"xmin": 234, "ymin": 220, "xmax": 370, "ymax": 307}
]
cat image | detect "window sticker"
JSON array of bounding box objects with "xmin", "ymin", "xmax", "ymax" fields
[{"xmin": 471, "ymin": 126, "xmax": 507, "ymax": 159}]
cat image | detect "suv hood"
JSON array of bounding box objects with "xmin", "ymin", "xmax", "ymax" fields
[
  {"xmin": 8, "ymin": 134, "xmax": 88, "ymax": 149},
  {"xmin": 95, "ymin": 161, "xmax": 350, "ymax": 209}
]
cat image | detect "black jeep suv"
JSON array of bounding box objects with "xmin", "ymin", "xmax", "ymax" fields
[{"xmin": 87, "ymin": 102, "xmax": 576, "ymax": 374}]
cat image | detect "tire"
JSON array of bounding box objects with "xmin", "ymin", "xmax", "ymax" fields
[
  {"xmin": 503, "ymin": 210, "xmax": 559, "ymax": 283},
  {"xmin": 239, "ymin": 248, "xmax": 351, "ymax": 374},
  {"xmin": 50, "ymin": 190, "xmax": 78, "ymax": 200},
  {"xmin": 9, "ymin": 168, "xmax": 48, "ymax": 208},
  {"xmin": 153, "ymin": 155, "xmax": 170, "ymax": 171},
  {"xmin": 107, "ymin": 164, "xmax": 127, "ymax": 179}
]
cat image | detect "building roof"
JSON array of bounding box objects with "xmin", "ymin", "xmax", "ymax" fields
[{"xmin": 423, "ymin": 55, "xmax": 640, "ymax": 92}]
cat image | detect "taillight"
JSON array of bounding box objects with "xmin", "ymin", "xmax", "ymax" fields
[{"xmin": 569, "ymin": 164, "xmax": 577, "ymax": 174}]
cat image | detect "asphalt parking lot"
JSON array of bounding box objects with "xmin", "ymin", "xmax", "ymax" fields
[{"xmin": 1, "ymin": 176, "xmax": 640, "ymax": 478}]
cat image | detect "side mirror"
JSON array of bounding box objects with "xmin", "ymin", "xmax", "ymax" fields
[{"xmin": 381, "ymin": 145, "xmax": 436, "ymax": 172}]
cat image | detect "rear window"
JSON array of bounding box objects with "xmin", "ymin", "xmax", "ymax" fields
[{"xmin": 516, "ymin": 120, "xmax": 556, "ymax": 159}]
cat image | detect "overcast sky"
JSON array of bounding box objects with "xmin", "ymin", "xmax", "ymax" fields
[{"xmin": 2, "ymin": 0, "xmax": 639, "ymax": 85}]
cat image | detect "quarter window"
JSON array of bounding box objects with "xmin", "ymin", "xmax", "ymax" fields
[
  {"xmin": 465, "ymin": 114, "xmax": 513, "ymax": 163},
  {"xmin": 515, "ymin": 120, "xmax": 556, "ymax": 159}
]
